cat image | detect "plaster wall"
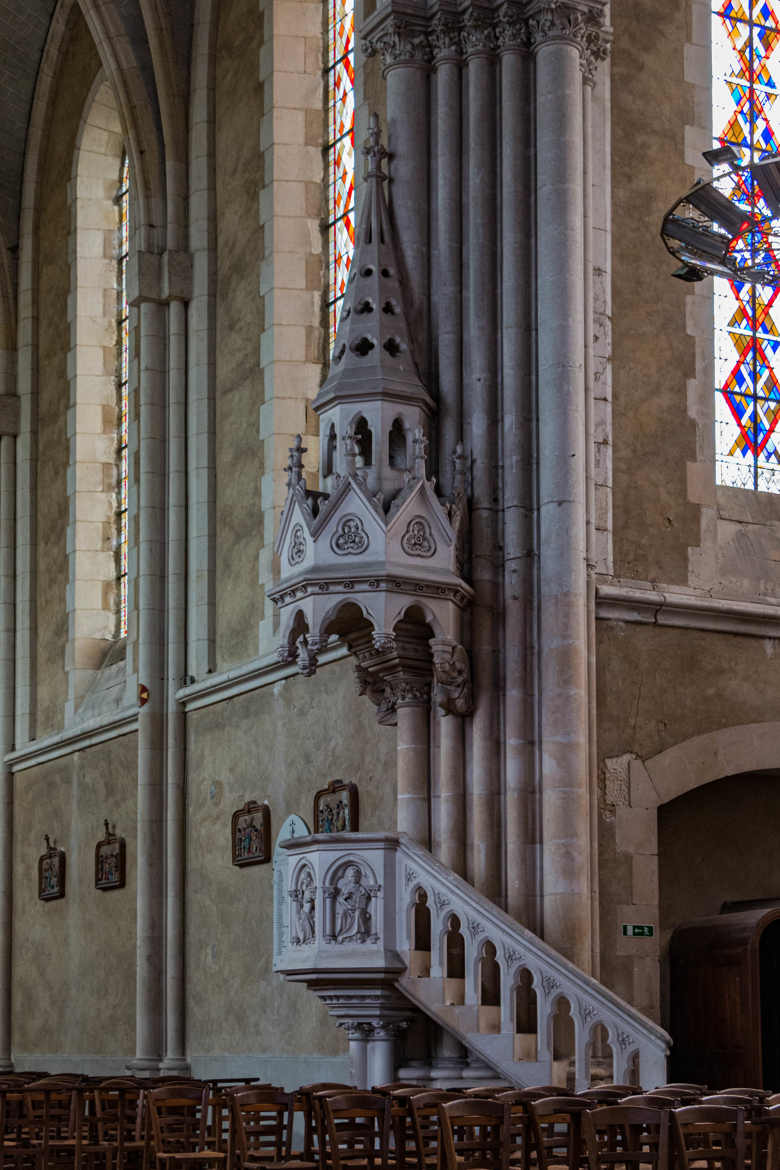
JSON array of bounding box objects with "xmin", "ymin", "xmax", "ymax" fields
[
  {"xmin": 11, "ymin": 733, "xmax": 137, "ymax": 1065},
  {"xmin": 185, "ymin": 657, "xmax": 396, "ymax": 1080},
  {"xmin": 35, "ymin": 10, "xmax": 101, "ymax": 737},
  {"xmin": 215, "ymin": 0, "xmax": 266, "ymax": 670}
]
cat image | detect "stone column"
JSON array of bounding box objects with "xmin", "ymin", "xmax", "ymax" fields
[
  {"xmin": 498, "ymin": 8, "xmax": 538, "ymax": 930},
  {"xmin": 365, "ymin": 15, "xmax": 431, "ymax": 380},
  {"xmin": 0, "ymin": 423, "xmax": 16, "ymax": 1072},
  {"xmin": 130, "ymin": 299, "xmax": 167, "ymax": 1075},
  {"xmin": 395, "ymin": 683, "xmax": 431, "ymax": 847},
  {"xmin": 343, "ymin": 1022, "xmax": 371, "ymax": 1088},
  {"xmin": 464, "ymin": 15, "xmax": 501, "ymax": 902},
  {"xmin": 162, "ymin": 296, "xmax": 189, "ymax": 1075},
  {"xmin": 530, "ymin": 0, "xmax": 606, "ymax": 971},
  {"xmin": 431, "ymin": 17, "xmax": 462, "ymax": 494},
  {"xmin": 367, "ymin": 1023, "xmax": 402, "ymax": 1088}
]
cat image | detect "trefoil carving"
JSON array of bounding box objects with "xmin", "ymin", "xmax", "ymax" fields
[
  {"xmin": 331, "ymin": 514, "xmax": 370, "ymax": 556},
  {"xmin": 288, "ymin": 523, "xmax": 307, "ymax": 566},
  {"xmin": 401, "ymin": 516, "xmax": 436, "ymax": 558}
]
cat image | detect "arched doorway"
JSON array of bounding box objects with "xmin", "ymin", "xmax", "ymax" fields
[{"xmin": 659, "ymin": 771, "xmax": 780, "ymax": 1086}]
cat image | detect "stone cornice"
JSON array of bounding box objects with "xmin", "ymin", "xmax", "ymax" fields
[{"xmin": 596, "ymin": 581, "xmax": 780, "ymax": 639}]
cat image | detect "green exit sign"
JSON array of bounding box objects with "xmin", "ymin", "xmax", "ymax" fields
[{"xmin": 622, "ymin": 924, "xmax": 654, "ymax": 938}]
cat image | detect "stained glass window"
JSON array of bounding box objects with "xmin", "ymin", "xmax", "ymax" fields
[
  {"xmin": 712, "ymin": 0, "xmax": 780, "ymax": 491},
  {"xmin": 116, "ymin": 154, "xmax": 129, "ymax": 637},
  {"xmin": 326, "ymin": 0, "xmax": 355, "ymax": 348}
]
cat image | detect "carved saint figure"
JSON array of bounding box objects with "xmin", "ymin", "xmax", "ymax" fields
[
  {"xmin": 335, "ymin": 864, "xmax": 372, "ymax": 943},
  {"xmin": 293, "ymin": 869, "xmax": 316, "ymax": 944}
]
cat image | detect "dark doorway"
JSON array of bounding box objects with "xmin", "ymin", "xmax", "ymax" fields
[{"xmin": 760, "ymin": 918, "xmax": 780, "ymax": 1089}]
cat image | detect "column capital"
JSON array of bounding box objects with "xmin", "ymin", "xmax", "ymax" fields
[
  {"xmin": 391, "ymin": 677, "xmax": 431, "ymax": 708},
  {"xmin": 526, "ymin": 0, "xmax": 609, "ymax": 59},
  {"xmin": 495, "ymin": 5, "xmax": 529, "ymax": 53},
  {"xmin": 362, "ymin": 14, "xmax": 432, "ymax": 73},
  {"xmin": 429, "ymin": 14, "xmax": 462, "ymax": 64},
  {"xmin": 461, "ymin": 12, "xmax": 497, "ymax": 58},
  {"xmin": 581, "ymin": 22, "xmax": 612, "ymax": 85}
]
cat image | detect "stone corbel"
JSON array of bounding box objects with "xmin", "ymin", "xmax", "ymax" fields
[
  {"xmin": 355, "ymin": 663, "xmax": 397, "ymax": 726},
  {"xmin": 127, "ymin": 250, "xmax": 193, "ymax": 306},
  {"xmin": 430, "ymin": 637, "xmax": 473, "ymax": 716}
]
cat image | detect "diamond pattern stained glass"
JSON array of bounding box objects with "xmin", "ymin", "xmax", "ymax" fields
[
  {"xmin": 117, "ymin": 154, "xmax": 129, "ymax": 637},
  {"xmin": 327, "ymin": 0, "xmax": 354, "ymax": 348},
  {"xmin": 713, "ymin": 0, "xmax": 780, "ymax": 490}
]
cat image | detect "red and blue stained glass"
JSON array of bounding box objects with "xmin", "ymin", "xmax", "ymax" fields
[
  {"xmin": 713, "ymin": 0, "xmax": 780, "ymax": 491},
  {"xmin": 327, "ymin": 0, "xmax": 355, "ymax": 349},
  {"xmin": 117, "ymin": 154, "xmax": 129, "ymax": 637}
]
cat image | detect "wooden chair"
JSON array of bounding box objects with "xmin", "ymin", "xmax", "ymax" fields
[
  {"xmin": 582, "ymin": 1105, "xmax": 669, "ymax": 1170},
  {"xmin": 93, "ymin": 1079, "xmax": 145, "ymax": 1170},
  {"xmin": 493, "ymin": 1091, "xmax": 536, "ymax": 1170},
  {"xmin": 320, "ymin": 1093, "xmax": 390, "ymax": 1170},
  {"xmin": 146, "ymin": 1083, "xmax": 228, "ymax": 1170},
  {"xmin": 387, "ymin": 1089, "xmax": 430, "ymax": 1170},
  {"xmin": 578, "ymin": 1092, "xmax": 631, "ymax": 1107},
  {"xmin": 619, "ymin": 1098, "xmax": 678, "ymax": 1110},
  {"xmin": 437, "ymin": 1098, "xmax": 510, "ymax": 1170},
  {"xmin": 409, "ymin": 1092, "xmax": 460, "ymax": 1170},
  {"xmin": 0, "ymin": 1083, "xmax": 38, "ymax": 1170},
  {"xmin": 717, "ymin": 1095, "xmax": 770, "ymax": 1103},
  {"xmin": 230, "ymin": 1088, "xmax": 317, "ymax": 1170},
  {"xmin": 598, "ymin": 1090, "xmax": 644, "ymax": 1099},
  {"xmin": 528, "ymin": 1097, "xmax": 597, "ymax": 1170},
  {"xmin": 672, "ymin": 1106, "xmax": 746, "ymax": 1170},
  {"xmin": 296, "ymin": 1086, "xmax": 354, "ymax": 1169},
  {"xmin": 23, "ymin": 1080, "xmax": 110, "ymax": 1170}
]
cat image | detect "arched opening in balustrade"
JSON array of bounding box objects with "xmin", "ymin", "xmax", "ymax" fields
[
  {"xmin": 513, "ymin": 968, "xmax": 538, "ymax": 1061},
  {"xmin": 444, "ymin": 913, "xmax": 465, "ymax": 1005},
  {"xmin": 410, "ymin": 888, "xmax": 431, "ymax": 977},
  {"xmin": 354, "ymin": 414, "xmax": 373, "ymax": 467},
  {"xmin": 625, "ymin": 1049, "xmax": 641, "ymax": 1087},
  {"xmin": 478, "ymin": 941, "xmax": 501, "ymax": 1033},
  {"xmin": 587, "ymin": 1022, "xmax": 614, "ymax": 1086},
  {"xmin": 324, "ymin": 421, "xmax": 337, "ymax": 478},
  {"xmin": 551, "ymin": 996, "xmax": 576, "ymax": 1092}
]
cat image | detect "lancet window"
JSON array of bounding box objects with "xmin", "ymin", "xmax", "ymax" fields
[
  {"xmin": 116, "ymin": 153, "xmax": 130, "ymax": 637},
  {"xmin": 712, "ymin": 0, "xmax": 780, "ymax": 491},
  {"xmin": 326, "ymin": 0, "xmax": 355, "ymax": 349}
]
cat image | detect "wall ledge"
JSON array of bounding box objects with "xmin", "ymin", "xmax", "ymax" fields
[
  {"xmin": 596, "ymin": 580, "xmax": 780, "ymax": 639},
  {"xmin": 7, "ymin": 707, "xmax": 138, "ymax": 773},
  {"xmin": 176, "ymin": 642, "xmax": 350, "ymax": 713}
]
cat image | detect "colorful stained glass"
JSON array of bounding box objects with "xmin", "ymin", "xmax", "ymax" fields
[
  {"xmin": 117, "ymin": 154, "xmax": 129, "ymax": 637},
  {"xmin": 713, "ymin": 0, "xmax": 780, "ymax": 490},
  {"xmin": 327, "ymin": 0, "xmax": 355, "ymax": 348}
]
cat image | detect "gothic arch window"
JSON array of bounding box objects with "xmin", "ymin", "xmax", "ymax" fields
[
  {"xmin": 67, "ymin": 78, "xmax": 132, "ymax": 721},
  {"xmin": 326, "ymin": 0, "xmax": 355, "ymax": 349},
  {"xmin": 712, "ymin": 0, "xmax": 780, "ymax": 492}
]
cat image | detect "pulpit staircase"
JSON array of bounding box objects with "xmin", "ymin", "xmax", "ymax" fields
[{"xmin": 274, "ymin": 831, "xmax": 670, "ymax": 1090}]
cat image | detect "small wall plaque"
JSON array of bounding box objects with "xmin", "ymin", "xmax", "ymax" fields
[
  {"xmin": 38, "ymin": 836, "xmax": 65, "ymax": 902},
  {"xmin": 313, "ymin": 779, "xmax": 358, "ymax": 834},
  {"xmin": 95, "ymin": 820, "xmax": 126, "ymax": 891},
  {"xmin": 232, "ymin": 800, "xmax": 271, "ymax": 866}
]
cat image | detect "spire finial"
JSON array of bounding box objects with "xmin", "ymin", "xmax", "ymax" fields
[
  {"xmin": 286, "ymin": 435, "xmax": 307, "ymax": 490},
  {"xmin": 363, "ymin": 112, "xmax": 387, "ymax": 180},
  {"xmin": 452, "ymin": 442, "xmax": 467, "ymax": 495},
  {"xmin": 343, "ymin": 424, "xmax": 358, "ymax": 477},
  {"xmin": 412, "ymin": 426, "xmax": 428, "ymax": 479}
]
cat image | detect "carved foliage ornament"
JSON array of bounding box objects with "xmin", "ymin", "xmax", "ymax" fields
[
  {"xmin": 362, "ymin": 17, "xmax": 432, "ymax": 68},
  {"xmin": 431, "ymin": 638, "xmax": 473, "ymax": 716},
  {"xmin": 401, "ymin": 515, "xmax": 436, "ymax": 558},
  {"xmin": 331, "ymin": 514, "xmax": 370, "ymax": 556},
  {"xmin": 526, "ymin": 1, "xmax": 609, "ymax": 56}
]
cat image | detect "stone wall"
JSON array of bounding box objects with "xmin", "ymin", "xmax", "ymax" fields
[
  {"xmin": 11, "ymin": 733, "xmax": 137, "ymax": 1068},
  {"xmin": 215, "ymin": 0, "xmax": 267, "ymax": 669},
  {"xmin": 35, "ymin": 10, "xmax": 101, "ymax": 737},
  {"xmin": 185, "ymin": 656, "xmax": 396, "ymax": 1081}
]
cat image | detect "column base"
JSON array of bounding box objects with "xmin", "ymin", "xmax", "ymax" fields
[
  {"xmin": 126, "ymin": 1057, "xmax": 163, "ymax": 1077},
  {"xmin": 159, "ymin": 1057, "xmax": 191, "ymax": 1076}
]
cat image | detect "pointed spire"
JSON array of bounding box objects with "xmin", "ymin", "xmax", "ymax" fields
[
  {"xmin": 313, "ymin": 113, "xmax": 434, "ymax": 415},
  {"xmin": 285, "ymin": 435, "xmax": 307, "ymax": 490}
]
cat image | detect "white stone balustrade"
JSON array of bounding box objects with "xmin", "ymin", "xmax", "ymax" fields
[{"xmin": 275, "ymin": 832, "xmax": 670, "ymax": 1089}]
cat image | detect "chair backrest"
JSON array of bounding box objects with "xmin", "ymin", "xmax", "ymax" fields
[
  {"xmin": 659, "ymin": 1085, "xmax": 707, "ymax": 1095},
  {"xmin": 409, "ymin": 1091, "xmax": 460, "ymax": 1170},
  {"xmin": 672, "ymin": 1105, "xmax": 746, "ymax": 1170},
  {"xmin": 599, "ymin": 1087, "xmax": 644, "ymax": 1095},
  {"xmin": 371, "ymin": 1083, "xmax": 425, "ymax": 1095},
  {"xmin": 578, "ymin": 1090, "xmax": 629, "ymax": 1105},
  {"xmin": 437, "ymin": 1098, "xmax": 510, "ymax": 1170},
  {"xmin": 718, "ymin": 1090, "xmax": 770, "ymax": 1100},
  {"xmin": 94, "ymin": 1080, "xmax": 144, "ymax": 1146},
  {"xmin": 322, "ymin": 1092, "xmax": 390, "ymax": 1170},
  {"xmin": 230, "ymin": 1089, "xmax": 293, "ymax": 1165},
  {"xmin": 529, "ymin": 1097, "xmax": 596, "ymax": 1170},
  {"xmin": 300, "ymin": 1085, "xmax": 355, "ymax": 1169},
  {"xmin": 582, "ymin": 1105, "xmax": 670, "ymax": 1170},
  {"xmin": 147, "ymin": 1082, "xmax": 209, "ymax": 1155},
  {"xmin": 619, "ymin": 1095, "xmax": 677, "ymax": 1109}
]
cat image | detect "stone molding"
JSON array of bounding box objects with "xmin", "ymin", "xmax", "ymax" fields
[
  {"xmin": 5, "ymin": 707, "xmax": 139, "ymax": 773},
  {"xmin": 596, "ymin": 580, "xmax": 780, "ymax": 639}
]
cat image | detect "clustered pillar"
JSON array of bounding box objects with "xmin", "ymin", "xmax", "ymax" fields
[{"xmin": 363, "ymin": 0, "xmax": 610, "ymax": 970}]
